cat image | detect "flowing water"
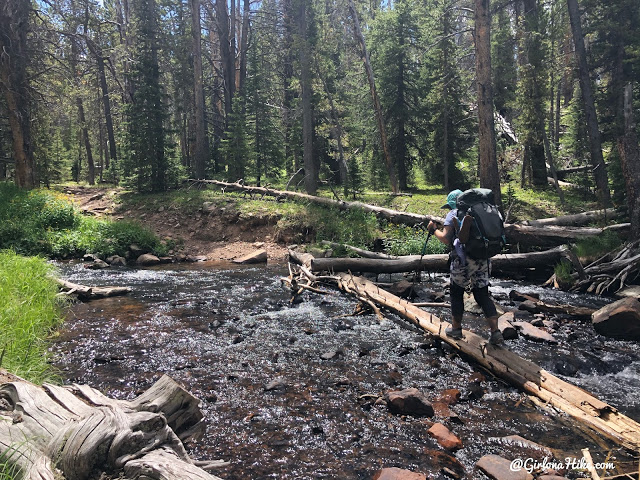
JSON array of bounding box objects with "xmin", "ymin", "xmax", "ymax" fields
[{"xmin": 50, "ymin": 261, "xmax": 640, "ymax": 479}]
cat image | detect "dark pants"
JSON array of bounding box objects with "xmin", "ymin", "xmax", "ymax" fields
[{"xmin": 450, "ymin": 282, "xmax": 497, "ymax": 319}]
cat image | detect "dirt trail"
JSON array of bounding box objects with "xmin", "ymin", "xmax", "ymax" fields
[{"xmin": 63, "ymin": 186, "xmax": 290, "ymax": 263}]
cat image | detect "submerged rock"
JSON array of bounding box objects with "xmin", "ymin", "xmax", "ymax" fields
[
  {"xmin": 372, "ymin": 467, "xmax": 426, "ymax": 480},
  {"xmin": 592, "ymin": 297, "xmax": 640, "ymax": 340},
  {"xmin": 476, "ymin": 454, "xmax": 533, "ymax": 480},
  {"xmin": 384, "ymin": 388, "xmax": 434, "ymax": 417}
]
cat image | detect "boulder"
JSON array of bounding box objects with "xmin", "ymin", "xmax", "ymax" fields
[
  {"xmin": 387, "ymin": 280, "xmax": 416, "ymax": 299},
  {"xmin": 497, "ymin": 312, "xmax": 519, "ymax": 340},
  {"xmin": 427, "ymin": 423, "xmax": 462, "ymax": 450},
  {"xmin": 85, "ymin": 259, "xmax": 109, "ymax": 269},
  {"xmin": 592, "ymin": 297, "xmax": 640, "ymax": 340},
  {"xmin": 106, "ymin": 255, "xmax": 127, "ymax": 266},
  {"xmin": 384, "ymin": 388, "xmax": 434, "ymax": 417},
  {"xmin": 372, "ymin": 467, "xmax": 426, "ymax": 480},
  {"xmin": 233, "ymin": 248, "xmax": 268, "ymax": 264},
  {"xmin": 476, "ymin": 455, "xmax": 533, "ymax": 480},
  {"xmin": 136, "ymin": 254, "xmax": 161, "ymax": 266},
  {"xmin": 512, "ymin": 321, "xmax": 558, "ymax": 344}
]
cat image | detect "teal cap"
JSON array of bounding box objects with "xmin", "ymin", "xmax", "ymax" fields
[{"xmin": 441, "ymin": 189, "xmax": 463, "ymax": 209}]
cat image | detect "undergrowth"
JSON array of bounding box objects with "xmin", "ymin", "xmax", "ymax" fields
[
  {"xmin": 0, "ymin": 250, "xmax": 64, "ymax": 383},
  {"xmin": 0, "ymin": 183, "xmax": 169, "ymax": 258}
]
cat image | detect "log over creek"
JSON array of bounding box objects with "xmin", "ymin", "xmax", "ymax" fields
[{"xmin": 5, "ymin": 260, "xmax": 640, "ymax": 479}]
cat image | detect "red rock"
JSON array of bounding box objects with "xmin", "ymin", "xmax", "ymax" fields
[
  {"xmin": 438, "ymin": 388, "xmax": 461, "ymax": 405},
  {"xmin": 427, "ymin": 423, "xmax": 462, "ymax": 451},
  {"xmin": 372, "ymin": 467, "xmax": 426, "ymax": 480},
  {"xmin": 476, "ymin": 455, "xmax": 534, "ymax": 480}
]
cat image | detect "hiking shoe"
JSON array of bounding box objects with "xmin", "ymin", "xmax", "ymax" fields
[
  {"xmin": 445, "ymin": 327, "xmax": 463, "ymax": 339},
  {"xmin": 489, "ymin": 330, "xmax": 504, "ymax": 345}
]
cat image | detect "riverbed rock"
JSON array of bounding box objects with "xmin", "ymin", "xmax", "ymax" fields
[
  {"xmin": 497, "ymin": 312, "xmax": 519, "ymax": 340},
  {"xmin": 85, "ymin": 259, "xmax": 110, "ymax": 269},
  {"xmin": 616, "ymin": 285, "xmax": 640, "ymax": 299},
  {"xmin": 427, "ymin": 422, "xmax": 462, "ymax": 450},
  {"xmin": 387, "ymin": 280, "xmax": 416, "ymax": 299},
  {"xmin": 592, "ymin": 297, "xmax": 640, "ymax": 340},
  {"xmin": 233, "ymin": 248, "xmax": 267, "ymax": 264},
  {"xmin": 437, "ymin": 388, "xmax": 461, "ymax": 405},
  {"xmin": 463, "ymin": 292, "xmax": 483, "ymax": 314},
  {"xmin": 372, "ymin": 467, "xmax": 426, "ymax": 480},
  {"xmin": 384, "ymin": 388, "xmax": 434, "ymax": 417},
  {"xmin": 137, "ymin": 253, "xmax": 161, "ymax": 266},
  {"xmin": 512, "ymin": 321, "xmax": 558, "ymax": 343},
  {"xmin": 476, "ymin": 455, "xmax": 534, "ymax": 480},
  {"xmin": 106, "ymin": 255, "xmax": 127, "ymax": 266}
]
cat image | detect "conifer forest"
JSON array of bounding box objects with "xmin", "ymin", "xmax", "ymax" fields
[{"xmin": 1, "ymin": 0, "xmax": 639, "ymax": 233}]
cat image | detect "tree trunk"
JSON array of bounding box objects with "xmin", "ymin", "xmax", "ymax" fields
[
  {"xmin": 297, "ymin": 0, "xmax": 318, "ymax": 195},
  {"xmin": 0, "ymin": 374, "xmax": 224, "ymax": 480},
  {"xmin": 617, "ymin": 83, "xmax": 640, "ymax": 238},
  {"xmin": 522, "ymin": 208, "xmax": 621, "ymax": 227},
  {"xmin": 347, "ymin": 0, "xmax": 399, "ymax": 194},
  {"xmin": 76, "ymin": 97, "xmax": 96, "ymax": 185},
  {"xmin": 0, "ymin": 0, "xmax": 37, "ymax": 189},
  {"xmin": 238, "ymin": 0, "xmax": 250, "ymax": 96},
  {"xmin": 191, "ymin": 0, "xmax": 209, "ymax": 179},
  {"xmin": 566, "ymin": 0, "xmax": 611, "ymax": 207},
  {"xmin": 216, "ymin": 0, "xmax": 234, "ymax": 125},
  {"xmin": 474, "ymin": 0, "xmax": 501, "ymax": 208}
]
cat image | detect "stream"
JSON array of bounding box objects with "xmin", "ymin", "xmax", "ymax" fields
[{"xmin": 50, "ymin": 261, "xmax": 640, "ymax": 479}]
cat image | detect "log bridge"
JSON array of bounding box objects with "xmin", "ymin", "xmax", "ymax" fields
[
  {"xmin": 0, "ymin": 374, "xmax": 225, "ymax": 480},
  {"xmin": 287, "ymin": 256, "xmax": 640, "ymax": 452}
]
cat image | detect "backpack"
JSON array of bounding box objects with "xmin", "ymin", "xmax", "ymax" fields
[{"xmin": 455, "ymin": 188, "xmax": 505, "ymax": 260}]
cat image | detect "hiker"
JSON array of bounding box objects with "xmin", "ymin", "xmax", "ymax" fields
[{"xmin": 427, "ymin": 189, "xmax": 504, "ymax": 345}]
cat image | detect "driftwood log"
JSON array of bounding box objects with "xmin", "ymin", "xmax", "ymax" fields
[
  {"xmin": 290, "ymin": 245, "xmax": 570, "ymax": 276},
  {"xmin": 190, "ymin": 179, "xmax": 630, "ymax": 248},
  {"xmin": 509, "ymin": 290, "xmax": 596, "ymax": 320},
  {"xmin": 0, "ymin": 374, "xmax": 225, "ymax": 480},
  {"xmin": 57, "ymin": 278, "xmax": 132, "ymax": 300},
  {"xmin": 294, "ymin": 271, "xmax": 640, "ymax": 451}
]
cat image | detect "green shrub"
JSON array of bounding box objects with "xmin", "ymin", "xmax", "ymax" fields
[
  {"xmin": 574, "ymin": 230, "xmax": 622, "ymax": 260},
  {"xmin": 383, "ymin": 224, "xmax": 448, "ymax": 256},
  {"xmin": 0, "ymin": 250, "xmax": 64, "ymax": 383},
  {"xmin": 0, "ymin": 183, "xmax": 168, "ymax": 259}
]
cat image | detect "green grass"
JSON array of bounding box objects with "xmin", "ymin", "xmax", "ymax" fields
[
  {"xmin": 0, "ymin": 250, "xmax": 64, "ymax": 383},
  {"xmin": 574, "ymin": 230, "xmax": 623, "ymax": 261},
  {"xmin": 0, "ymin": 183, "xmax": 170, "ymax": 259}
]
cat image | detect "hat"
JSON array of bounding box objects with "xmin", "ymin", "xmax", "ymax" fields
[{"xmin": 441, "ymin": 189, "xmax": 463, "ymax": 209}]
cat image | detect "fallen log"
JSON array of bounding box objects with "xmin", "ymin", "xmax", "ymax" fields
[
  {"xmin": 56, "ymin": 278, "xmax": 131, "ymax": 300},
  {"xmin": 291, "ymin": 246, "xmax": 570, "ymax": 276},
  {"xmin": 321, "ymin": 273, "xmax": 640, "ymax": 451},
  {"xmin": 521, "ymin": 208, "xmax": 623, "ymax": 227},
  {"xmin": 0, "ymin": 374, "xmax": 224, "ymax": 480},
  {"xmin": 571, "ymin": 240, "xmax": 640, "ymax": 294},
  {"xmin": 189, "ymin": 179, "xmax": 444, "ymax": 226},
  {"xmin": 320, "ymin": 240, "xmax": 399, "ymax": 259},
  {"xmin": 504, "ymin": 223, "xmax": 630, "ymax": 248}
]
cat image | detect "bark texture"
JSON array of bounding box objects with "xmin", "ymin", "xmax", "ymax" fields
[{"xmin": 0, "ymin": 374, "xmax": 223, "ymax": 480}]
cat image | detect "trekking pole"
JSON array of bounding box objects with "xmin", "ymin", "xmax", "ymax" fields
[{"xmin": 414, "ymin": 228, "xmax": 433, "ymax": 284}]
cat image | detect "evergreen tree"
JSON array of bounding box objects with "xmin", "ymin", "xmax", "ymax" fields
[{"xmin": 122, "ymin": 0, "xmax": 168, "ymax": 192}]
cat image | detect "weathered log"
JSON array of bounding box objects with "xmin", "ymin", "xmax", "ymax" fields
[
  {"xmin": 504, "ymin": 223, "xmax": 630, "ymax": 248},
  {"xmin": 57, "ymin": 278, "xmax": 131, "ymax": 300},
  {"xmin": 320, "ymin": 240, "xmax": 399, "ymax": 259},
  {"xmin": 324, "ymin": 273, "xmax": 640, "ymax": 451},
  {"xmin": 522, "ymin": 208, "xmax": 623, "ymax": 227},
  {"xmin": 189, "ymin": 179, "xmax": 443, "ymax": 226},
  {"xmin": 0, "ymin": 374, "xmax": 223, "ymax": 480},
  {"xmin": 291, "ymin": 246, "xmax": 570, "ymax": 277}
]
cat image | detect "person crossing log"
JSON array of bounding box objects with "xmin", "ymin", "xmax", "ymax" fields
[{"xmin": 289, "ymin": 266, "xmax": 640, "ymax": 452}]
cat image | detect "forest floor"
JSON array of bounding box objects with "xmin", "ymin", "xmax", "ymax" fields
[{"xmin": 64, "ymin": 186, "xmax": 291, "ymax": 263}]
